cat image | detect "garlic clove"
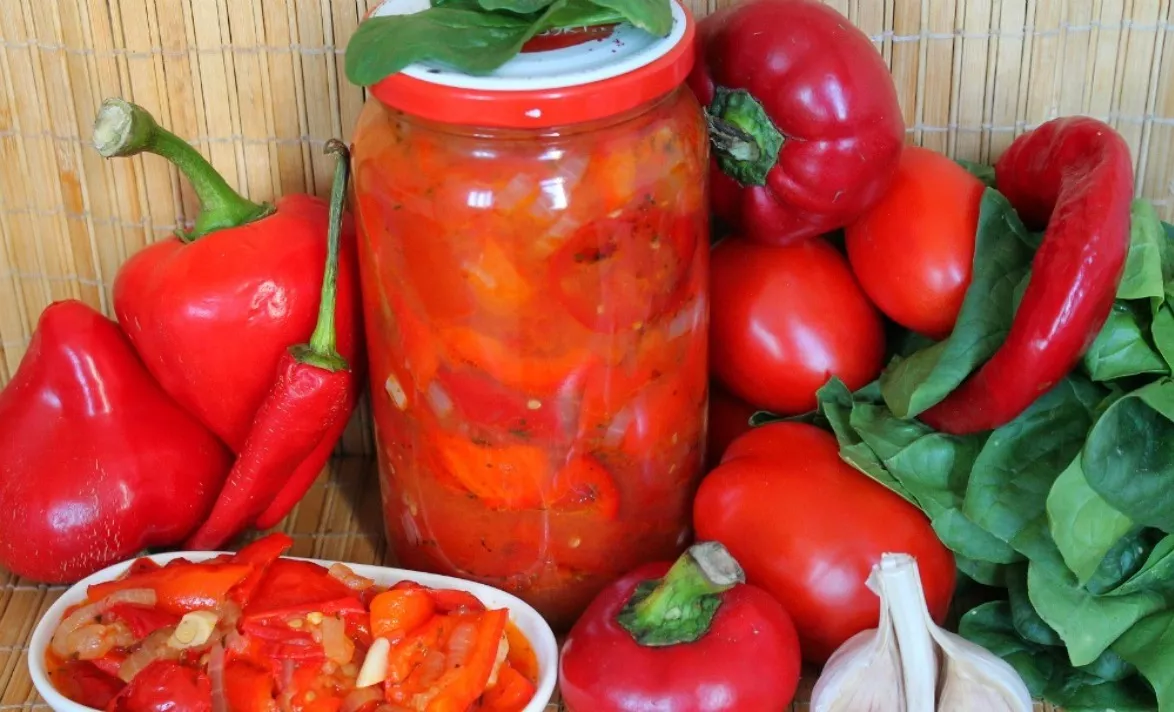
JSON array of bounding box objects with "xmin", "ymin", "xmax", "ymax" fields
[
  {"xmin": 355, "ymin": 637, "xmax": 391, "ymax": 688},
  {"xmin": 874, "ymin": 554, "xmax": 937, "ymax": 712},
  {"xmin": 931, "ymin": 628, "xmax": 1033, "ymax": 712},
  {"xmin": 167, "ymin": 610, "xmax": 219, "ymax": 649}
]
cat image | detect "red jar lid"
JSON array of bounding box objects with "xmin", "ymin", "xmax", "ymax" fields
[{"xmin": 363, "ymin": 0, "xmax": 695, "ymax": 129}]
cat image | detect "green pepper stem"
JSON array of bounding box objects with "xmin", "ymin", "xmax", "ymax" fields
[
  {"xmin": 92, "ymin": 98, "xmax": 273, "ymax": 241},
  {"xmin": 290, "ymin": 139, "xmax": 350, "ymax": 373},
  {"xmin": 707, "ymin": 115, "xmax": 762, "ymax": 163},
  {"xmin": 616, "ymin": 541, "xmax": 745, "ymax": 647}
]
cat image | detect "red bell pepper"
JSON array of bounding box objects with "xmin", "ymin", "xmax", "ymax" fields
[
  {"xmin": 92, "ymin": 98, "xmax": 365, "ymax": 520},
  {"xmin": 223, "ymin": 660, "xmax": 275, "ymax": 712},
  {"xmin": 0, "ymin": 301, "xmax": 232, "ymax": 584},
  {"xmin": 920, "ymin": 117, "xmax": 1134, "ymax": 434},
  {"xmin": 227, "ymin": 532, "xmax": 296, "ymax": 607},
  {"xmin": 687, "ymin": 0, "xmax": 905, "ymax": 246},
  {"xmin": 186, "ymin": 143, "xmax": 357, "ymax": 549},
  {"xmin": 88, "ymin": 561, "xmax": 252, "ymax": 615},
  {"xmin": 103, "ymin": 605, "xmax": 182, "ymax": 639},
  {"xmin": 241, "ymin": 559, "xmax": 367, "ymax": 620},
  {"xmin": 558, "ymin": 542, "xmax": 802, "ymax": 712}
]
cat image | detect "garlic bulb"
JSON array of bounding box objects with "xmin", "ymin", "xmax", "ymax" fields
[{"xmin": 811, "ymin": 553, "xmax": 1033, "ymax": 712}]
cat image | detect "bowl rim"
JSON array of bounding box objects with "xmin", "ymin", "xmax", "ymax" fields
[{"xmin": 28, "ymin": 550, "xmax": 559, "ymax": 712}]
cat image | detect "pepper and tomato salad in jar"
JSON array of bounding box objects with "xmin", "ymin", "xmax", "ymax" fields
[
  {"xmin": 44, "ymin": 534, "xmax": 539, "ymax": 712},
  {"xmin": 350, "ymin": 1, "xmax": 709, "ymax": 629}
]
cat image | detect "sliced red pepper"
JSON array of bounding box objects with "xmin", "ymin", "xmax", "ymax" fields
[
  {"xmin": 434, "ymin": 367, "xmax": 573, "ymax": 441},
  {"xmin": 550, "ymin": 207, "xmax": 696, "ymax": 334},
  {"xmin": 288, "ymin": 664, "xmax": 344, "ymax": 712},
  {"xmin": 88, "ymin": 562, "xmax": 252, "ymax": 616},
  {"xmin": 228, "ymin": 532, "xmax": 295, "ymax": 607},
  {"xmin": 50, "ymin": 660, "xmax": 125, "ymax": 710},
  {"xmin": 478, "ymin": 662, "xmax": 536, "ymax": 712},
  {"xmin": 223, "ymin": 659, "xmax": 275, "ymax": 712},
  {"xmin": 126, "ymin": 558, "xmax": 162, "ymax": 577},
  {"xmin": 545, "ymin": 455, "xmax": 620, "ymax": 519},
  {"xmin": 242, "ymin": 559, "xmax": 366, "ymax": 620},
  {"xmin": 90, "ymin": 651, "xmax": 128, "ymax": 679},
  {"xmin": 370, "ymin": 587, "xmax": 436, "ymax": 640},
  {"xmin": 432, "ymin": 432, "xmax": 550, "ymax": 511},
  {"xmin": 438, "ymin": 325, "xmax": 594, "ymax": 396},
  {"xmin": 103, "ymin": 604, "xmax": 181, "ymax": 638},
  {"xmin": 419, "ymin": 609, "xmax": 510, "ymax": 712},
  {"xmin": 426, "ymin": 588, "xmax": 487, "ymax": 615},
  {"xmin": 106, "ymin": 660, "xmax": 212, "ymax": 712}
]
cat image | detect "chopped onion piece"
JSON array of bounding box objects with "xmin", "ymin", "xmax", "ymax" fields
[
  {"xmin": 208, "ymin": 643, "xmax": 227, "ymax": 712},
  {"xmin": 340, "ymin": 687, "xmax": 382, "ymax": 712},
  {"xmin": 321, "ymin": 615, "xmax": 355, "ymax": 665},
  {"xmin": 329, "ymin": 563, "xmax": 375, "ymax": 591},
  {"xmin": 51, "ymin": 588, "xmax": 156, "ymax": 656},
  {"xmin": 355, "ymin": 637, "xmax": 390, "ymax": 688},
  {"xmin": 119, "ymin": 628, "xmax": 180, "ymax": 682}
]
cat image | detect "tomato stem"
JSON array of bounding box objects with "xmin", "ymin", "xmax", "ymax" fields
[
  {"xmin": 616, "ymin": 541, "xmax": 744, "ymax": 647},
  {"xmin": 291, "ymin": 139, "xmax": 349, "ymax": 372},
  {"xmin": 92, "ymin": 98, "xmax": 273, "ymax": 242}
]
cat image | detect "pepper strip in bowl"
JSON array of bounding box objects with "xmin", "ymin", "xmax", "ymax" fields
[{"xmin": 45, "ymin": 534, "xmax": 539, "ymax": 712}]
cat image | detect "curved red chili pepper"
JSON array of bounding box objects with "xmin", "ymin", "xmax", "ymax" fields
[{"xmin": 920, "ymin": 117, "xmax": 1134, "ymax": 434}]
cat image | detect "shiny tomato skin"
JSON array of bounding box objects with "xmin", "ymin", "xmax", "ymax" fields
[
  {"xmin": 695, "ymin": 422, "xmax": 957, "ymax": 664},
  {"xmin": 559, "ymin": 561, "xmax": 801, "ymax": 712},
  {"xmin": 845, "ymin": 146, "xmax": 983, "ymax": 339},
  {"xmin": 709, "ymin": 237, "xmax": 885, "ymax": 415},
  {"xmin": 106, "ymin": 660, "xmax": 212, "ymax": 712}
]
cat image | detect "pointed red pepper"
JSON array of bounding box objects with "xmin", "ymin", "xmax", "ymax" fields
[
  {"xmin": 185, "ymin": 142, "xmax": 357, "ymax": 550},
  {"xmin": 92, "ymin": 99, "xmax": 364, "ymax": 511},
  {"xmin": 0, "ymin": 301, "xmax": 232, "ymax": 583}
]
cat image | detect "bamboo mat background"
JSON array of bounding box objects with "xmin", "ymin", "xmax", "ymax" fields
[{"xmin": 3, "ymin": 0, "xmax": 1174, "ymax": 710}]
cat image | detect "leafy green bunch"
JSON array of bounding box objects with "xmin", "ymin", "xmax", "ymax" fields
[
  {"xmin": 761, "ymin": 179, "xmax": 1174, "ymax": 709},
  {"xmin": 345, "ymin": 0, "xmax": 673, "ymax": 85}
]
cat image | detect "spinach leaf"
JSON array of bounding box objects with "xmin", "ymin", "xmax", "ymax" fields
[
  {"xmin": 1113, "ymin": 608, "xmax": 1174, "ymax": 711},
  {"xmin": 1154, "ymin": 305, "xmax": 1174, "ymax": 370},
  {"xmin": 1028, "ymin": 561, "xmax": 1167, "ymax": 666},
  {"xmin": 962, "ymin": 377, "xmax": 1104, "ymax": 577},
  {"xmin": 956, "ymin": 555, "xmax": 1008, "ymax": 587},
  {"xmin": 1111, "ymin": 534, "xmax": 1174, "ymax": 598},
  {"xmin": 1085, "ymin": 528, "xmax": 1156, "ymax": 596},
  {"xmin": 577, "ymin": 0, "xmax": 670, "ymax": 34},
  {"xmin": 1048, "ymin": 455, "xmax": 1136, "ymax": 587},
  {"xmin": 880, "ymin": 189, "xmax": 1035, "ymax": 418},
  {"xmin": 958, "ymin": 601, "xmax": 1056, "ymax": 696},
  {"xmin": 1119, "ymin": 199, "xmax": 1169, "ymax": 304},
  {"xmin": 1082, "ymin": 303, "xmax": 1168, "ymax": 381},
  {"xmin": 955, "ymin": 158, "xmax": 997, "ymax": 188},
  {"xmin": 542, "ymin": 0, "xmax": 626, "ymax": 28},
  {"xmin": 345, "ymin": 4, "xmax": 555, "ymax": 83},
  {"xmin": 1083, "ymin": 379, "xmax": 1174, "ymax": 531},
  {"xmin": 1007, "ymin": 564, "xmax": 1063, "ymax": 646},
  {"xmin": 814, "ymin": 379, "xmax": 916, "ymax": 503},
  {"xmin": 477, "ymin": 0, "xmax": 557, "ymax": 11}
]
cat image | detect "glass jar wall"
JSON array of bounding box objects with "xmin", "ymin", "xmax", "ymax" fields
[{"xmin": 351, "ymin": 14, "xmax": 708, "ymax": 628}]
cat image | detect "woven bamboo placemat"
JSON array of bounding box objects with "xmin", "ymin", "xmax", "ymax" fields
[{"xmin": 0, "ymin": 456, "xmax": 1060, "ymax": 711}]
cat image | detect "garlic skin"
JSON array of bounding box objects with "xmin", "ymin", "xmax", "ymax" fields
[
  {"xmin": 809, "ymin": 598, "xmax": 906, "ymax": 711},
  {"xmin": 811, "ymin": 553, "xmax": 1033, "ymax": 712}
]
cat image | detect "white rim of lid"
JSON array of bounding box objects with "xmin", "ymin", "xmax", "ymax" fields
[{"xmin": 369, "ymin": 0, "xmax": 688, "ymax": 92}]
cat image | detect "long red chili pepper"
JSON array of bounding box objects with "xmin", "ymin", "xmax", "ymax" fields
[
  {"xmin": 920, "ymin": 116, "xmax": 1133, "ymax": 435},
  {"xmin": 186, "ymin": 141, "xmax": 356, "ymax": 550}
]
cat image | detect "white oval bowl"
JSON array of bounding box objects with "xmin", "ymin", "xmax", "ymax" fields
[{"xmin": 28, "ymin": 550, "xmax": 558, "ymax": 712}]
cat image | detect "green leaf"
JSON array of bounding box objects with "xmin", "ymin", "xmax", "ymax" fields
[
  {"xmin": 1154, "ymin": 304, "xmax": 1174, "ymax": 370},
  {"xmin": 345, "ymin": 4, "xmax": 556, "ymax": 83},
  {"xmin": 958, "ymin": 601, "xmax": 1056, "ymax": 696},
  {"xmin": 579, "ymin": 0, "xmax": 670, "ymax": 34},
  {"xmin": 1113, "ymin": 608, "xmax": 1174, "ymax": 711},
  {"xmin": 541, "ymin": 0, "xmax": 626, "ymax": 28},
  {"xmin": 1119, "ymin": 199, "xmax": 1169, "ymax": 304},
  {"xmin": 1028, "ymin": 561, "xmax": 1167, "ymax": 667},
  {"xmin": 1083, "ymin": 379, "xmax": 1174, "ymax": 531},
  {"xmin": 880, "ymin": 189, "xmax": 1036, "ymax": 417},
  {"xmin": 954, "ymin": 158, "xmax": 997, "ymax": 188},
  {"xmin": 1007, "ymin": 564, "xmax": 1063, "ymax": 646},
  {"xmin": 1084, "ymin": 528, "xmax": 1156, "ymax": 596},
  {"xmin": 956, "ymin": 555, "xmax": 1008, "ymax": 587},
  {"xmin": 1082, "ymin": 303, "xmax": 1169, "ymax": 381},
  {"xmin": 932, "ymin": 507, "xmax": 1023, "ymax": 565},
  {"xmin": 1111, "ymin": 534, "xmax": 1174, "ymax": 598},
  {"xmin": 1048, "ymin": 455, "xmax": 1136, "ymax": 587},
  {"xmin": 962, "ymin": 377, "xmax": 1104, "ymax": 577},
  {"xmin": 477, "ymin": 0, "xmax": 557, "ymax": 11}
]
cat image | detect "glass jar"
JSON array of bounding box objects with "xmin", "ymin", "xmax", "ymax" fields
[{"xmin": 351, "ymin": 0, "xmax": 708, "ymax": 630}]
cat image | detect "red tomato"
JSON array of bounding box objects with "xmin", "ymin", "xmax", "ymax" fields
[
  {"xmin": 709, "ymin": 237, "xmax": 885, "ymax": 415},
  {"xmin": 705, "ymin": 382, "xmax": 756, "ymax": 470},
  {"xmin": 693, "ymin": 422, "xmax": 956, "ymax": 664},
  {"xmin": 845, "ymin": 146, "xmax": 983, "ymax": 339}
]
